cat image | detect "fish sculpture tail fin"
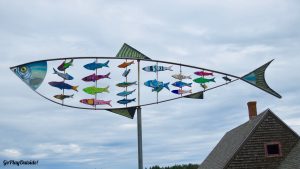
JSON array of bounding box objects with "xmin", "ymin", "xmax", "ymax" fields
[
  {"xmin": 133, "ymin": 98, "xmax": 136, "ymax": 102},
  {"xmin": 164, "ymin": 82, "xmax": 170, "ymax": 90},
  {"xmin": 188, "ymin": 83, "xmax": 192, "ymax": 87},
  {"xmin": 53, "ymin": 68, "xmax": 57, "ymax": 74},
  {"xmin": 211, "ymin": 78, "xmax": 216, "ymax": 82},
  {"xmin": 72, "ymin": 86, "xmax": 79, "ymax": 92},
  {"xmin": 107, "ymin": 100, "xmax": 112, "ymax": 107},
  {"xmin": 70, "ymin": 94, "xmax": 74, "ymax": 98},
  {"xmin": 241, "ymin": 60, "xmax": 281, "ymax": 98},
  {"xmin": 104, "ymin": 60, "xmax": 110, "ymax": 67},
  {"xmin": 187, "ymin": 75, "xmax": 192, "ymax": 79},
  {"xmin": 106, "ymin": 72, "xmax": 111, "ymax": 79},
  {"xmin": 105, "ymin": 86, "xmax": 110, "ymax": 93},
  {"xmin": 168, "ymin": 65, "xmax": 173, "ymax": 71},
  {"xmin": 69, "ymin": 59, "xmax": 74, "ymax": 66}
]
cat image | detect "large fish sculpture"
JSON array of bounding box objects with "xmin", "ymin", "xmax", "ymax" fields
[{"xmin": 10, "ymin": 43, "xmax": 281, "ymax": 119}]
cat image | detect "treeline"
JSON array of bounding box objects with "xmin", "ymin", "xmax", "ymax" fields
[{"xmin": 146, "ymin": 163, "xmax": 199, "ymax": 169}]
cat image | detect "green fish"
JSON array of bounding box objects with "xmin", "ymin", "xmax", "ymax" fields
[
  {"xmin": 83, "ymin": 86, "xmax": 109, "ymax": 95},
  {"xmin": 116, "ymin": 81, "xmax": 137, "ymax": 88},
  {"xmin": 193, "ymin": 77, "xmax": 215, "ymax": 84}
]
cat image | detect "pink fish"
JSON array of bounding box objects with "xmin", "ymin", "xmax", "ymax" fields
[
  {"xmin": 82, "ymin": 73, "xmax": 110, "ymax": 82},
  {"xmin": 80, "ymin": 99, "xmax": 112, "ymax": 107},
  {"xmin": 194, "ymin": 71, "xmax": 213, "ymax": 76}
]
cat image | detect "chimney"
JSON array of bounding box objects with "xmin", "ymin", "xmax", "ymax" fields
[{"xmin": 247, "ymin": 101, "xmax": 257, "ymax": 120}]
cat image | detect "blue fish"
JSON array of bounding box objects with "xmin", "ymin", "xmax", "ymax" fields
[
  {"xmin": 172, "ymin": 81, "xmax": 192, "ymax": 88},
  {"xmin": 122, "ymin": 69, "xmax": 131, "ymax": 77},
  {"xmin": 84, "ymin": 60, "xmax": 109, "ymax": 70},
  {"xmin": 143, "ymin": 65, "xmax": 173, "ymax": 72},
  {"xmin": 117, "ymin": 98, "xmax": 136, "ymax": 105},
  {"xmin": 117, "ymin": 89, "xmax": 136, "ymax": 97},
  {"xmin": 144, "ymin": 79, "xmax": 170, "ymax": 92},
  {"xmin": 48, "ymin": 81, "xmax": 78, "ymax": 91},
  {"xmin": 53, "ymin": 68, "xmax": 73, "ymax": 80}
]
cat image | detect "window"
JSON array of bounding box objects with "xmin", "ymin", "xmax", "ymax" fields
[{"xmin": 265, "ymin": 142, "xmax": 282, "ymax": 157}]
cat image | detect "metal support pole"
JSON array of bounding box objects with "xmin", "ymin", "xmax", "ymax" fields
[
  {"xmin": 137, "ymin": 106, "xmax": 143, "ymax": 169},
  {"xmin": 137, "ymin": 59, "xmax": 143, "ymax": 169}
]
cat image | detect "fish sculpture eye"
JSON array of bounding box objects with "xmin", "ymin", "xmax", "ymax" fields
[
  {"xmin": 20, "ymin": 66, "xmax": 27, "ymax": 73},
  {"xmin": 17, "ymin": 65, "xmax": 31, "ymax": 80}
]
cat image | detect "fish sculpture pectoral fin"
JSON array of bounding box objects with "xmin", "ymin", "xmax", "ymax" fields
[{"xmin": 241, "ymin": 60, "xmax": 282, "ymax": 98}]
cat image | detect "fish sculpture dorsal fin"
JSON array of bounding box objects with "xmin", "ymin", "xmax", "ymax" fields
[{"xmin": 116, "ymin": 43, "xmax": 152, "ymax": 60}]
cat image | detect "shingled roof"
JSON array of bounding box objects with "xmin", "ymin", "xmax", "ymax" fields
[
  {"xmin": 277, "ymin": 141, "xmax": 300, "ymax": 169},
  {"xmin": 199, "ymin": 110, "xmax": 269, "ymax": 169},
  {"xmin": 199, "ymin": 109, "xmax": 300, "ymax": 169}
]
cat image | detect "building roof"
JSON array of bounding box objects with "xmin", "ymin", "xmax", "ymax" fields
[
  {"xmin": 200, "ymin": 109, "xmax": 300, "ymax": 169},
  {"xmin": 277, "ymin": 141, "xmax": 300, "ymax": 169},
  {"xmin": 199, "ymin": 109, "xmax": 269, "ymax": 169}
]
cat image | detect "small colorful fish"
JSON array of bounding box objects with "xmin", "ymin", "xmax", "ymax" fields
[
  {"xmin": 172, "ymin": 81, "xmax": 192, "ymax": 88},
  {"xmin": 80, "ymin": 98, "xmax": 112, "ymax": 107},
  {"xmin": 144, "ymin": 79, "xmax": 170, "ymax": 92},
  {"xmin": 82, "ymin": 73, "xmax": 110, "ymax": 82},
  {"xmin": 83, "ymin": 86, "xmax": 109, "ymax": 95},
  {"xmin": 117, "ymin": 89, "xmax": 136, "ymax": 97},
  {"xmin": 117, "ymin": 98, "xmax": 136, "ymax": 105},
  {"xmin": 201, "ymin": 84, "xmax": 208, "ymax": 90},
  {"xmin": 122, "ymin": 69, "xmax": 131, "ymax": 77},
  {"xmin": 53, "ymin": 68, "xmax": 73, "ymax": 80},
  {"xmin": 143, "ymin": 65, "xmax": 173, "ymax": 72},
  {"xmin": 223, "ymin": 76, "xmax": 232, "ymax": 82},
  {"xmin": 193, "ymin": 77, "xmax": 215, "ymax": 84},
  {"xmin": 116, "ymin": 81, "xmax": 137, "ymax": 88},
  {"xmin": 171, "ymin": 74, "xmax": 192, "ymax": 80},
  {"xmin": 54, "ymin": 94, "xmax": 74, "ymax": 100},
  {"xmin": 118, "ymin": 61, "xmax": 134, "ymax": 68},
  {"xmin": 48, "ymin": 81, "xmax": 78, "ymax": 91},
  {"xmin": 57, "ymin": 59, "xmax": 73, "ymax": 71},
  {"xmin": 171, "ymin": 89, "xmax": 192, "ymax": 95},
  {"xmin": 194, "ymin": 71, "xmax": 213, "ymax": 76},
  {"xmin": 83, "ymin": 60, "xmax": 109, "ymax": 70}
]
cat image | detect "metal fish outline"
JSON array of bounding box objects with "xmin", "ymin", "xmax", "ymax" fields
[{"xmin": 10, "ymin": 46, "xmax": 281, "ymax": 118}]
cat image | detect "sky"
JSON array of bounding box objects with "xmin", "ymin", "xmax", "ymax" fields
[{"xmin": 0, "ymin": 0, "xmax": 300, "ymax": 169}]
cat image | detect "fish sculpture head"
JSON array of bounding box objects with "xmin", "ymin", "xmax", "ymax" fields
[{"xmin": 10, "ymin": 61, "xmax": 47, "ymax": 91}]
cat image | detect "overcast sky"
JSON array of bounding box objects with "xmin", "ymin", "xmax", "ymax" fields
[{"xmin": 1, "ymin": 0, "xmax": 300, "ymax": 169}]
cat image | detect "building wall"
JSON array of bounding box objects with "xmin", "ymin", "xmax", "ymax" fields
[{"xmin": 227, "ymin": 113, "xmax": 299, "ymax": 169}]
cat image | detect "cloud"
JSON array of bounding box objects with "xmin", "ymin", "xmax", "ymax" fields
[{"xmin": 0, "ymin": 149, "xmax": 22, "ymax": 158}]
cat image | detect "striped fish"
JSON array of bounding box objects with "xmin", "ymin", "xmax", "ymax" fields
[{"xmin": 142, "ymin": 65, "xmax": 173, "ymax": 72}]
